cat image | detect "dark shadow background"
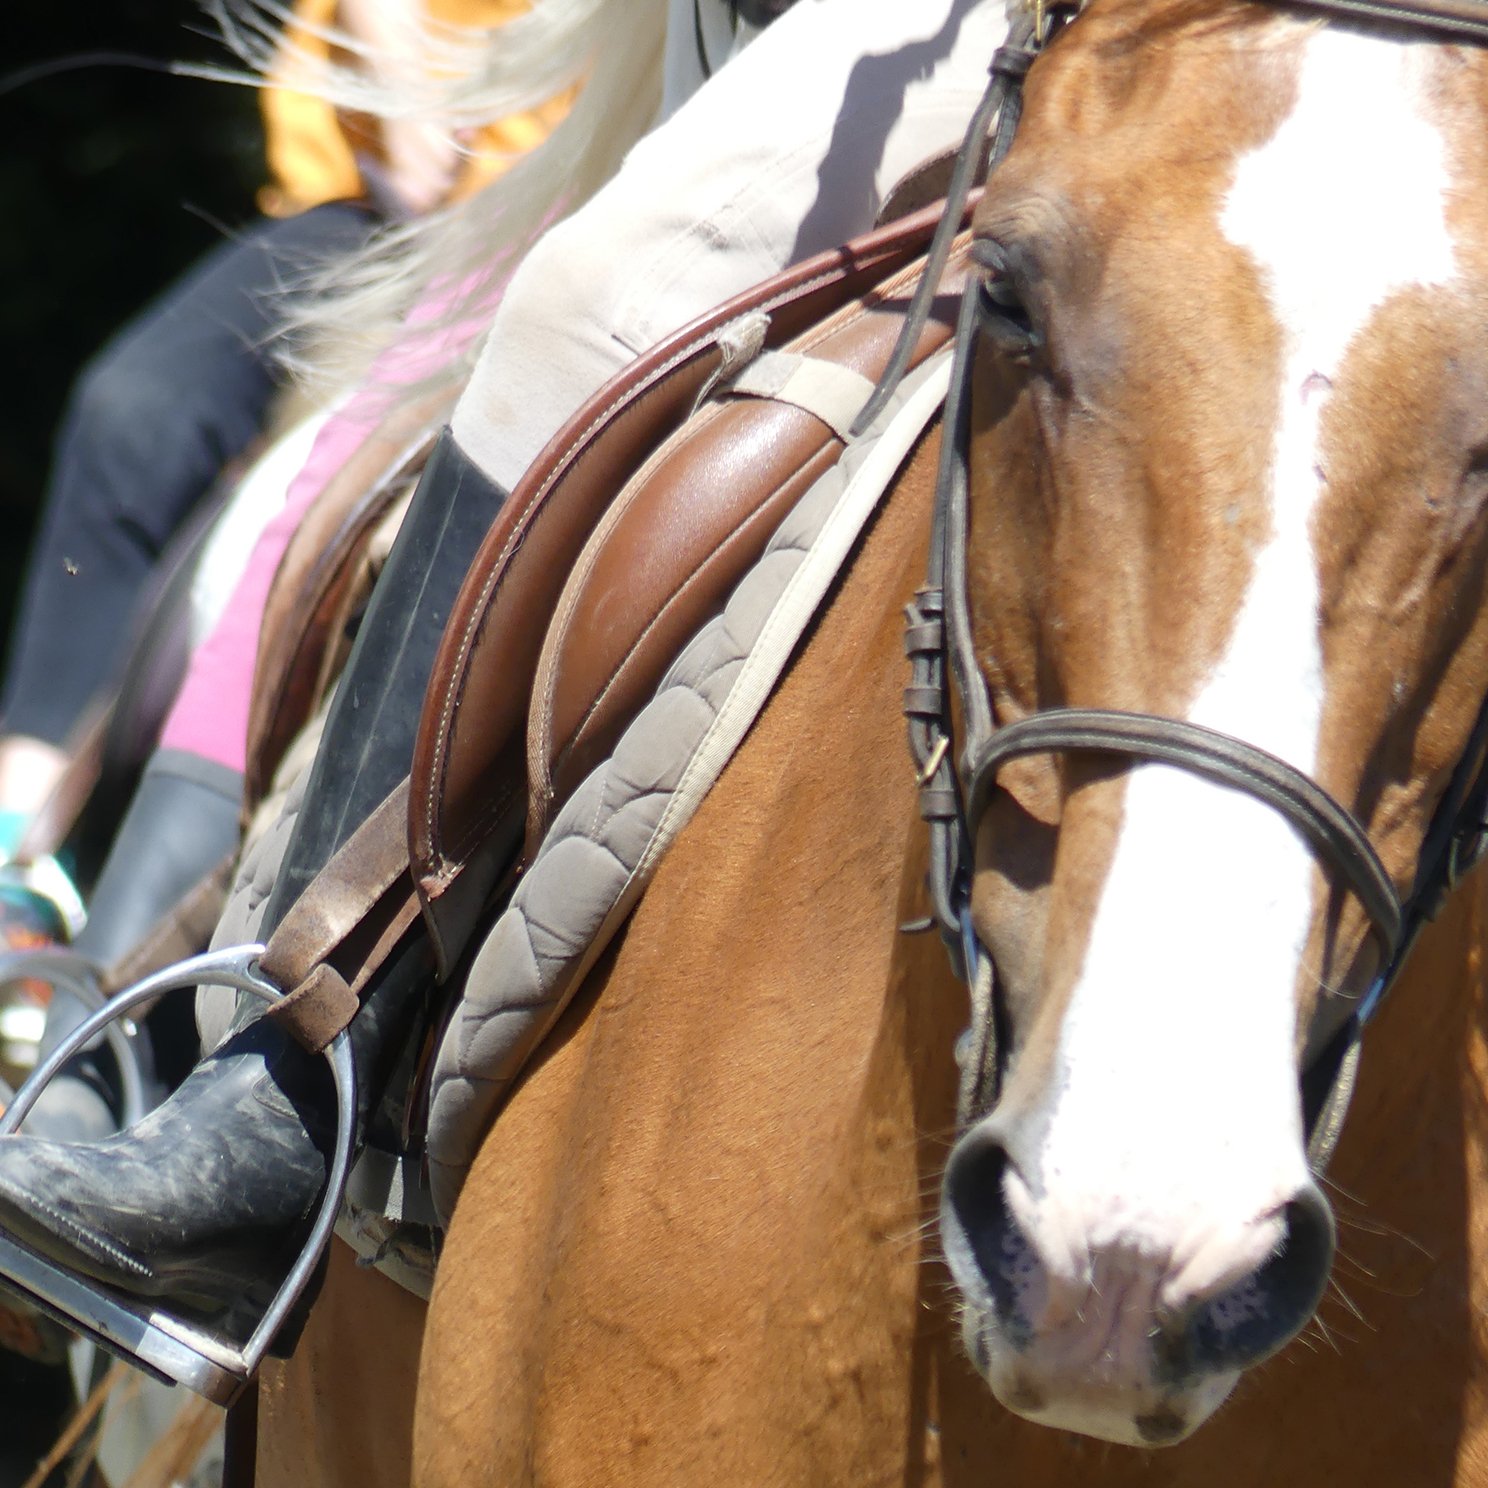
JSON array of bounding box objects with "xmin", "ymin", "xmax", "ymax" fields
[
  {"xmin": 0, "ymin": 22, "xmax": 257, "ymax": 1472},
  {"xmin": 0, "ymin": 3, "xmax": 263, "ymax": 654}
]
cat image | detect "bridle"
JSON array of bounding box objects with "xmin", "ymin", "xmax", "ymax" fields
[{"xmin": 868, "ymin": 0, "xmax": 1488, "ymax": 1161}]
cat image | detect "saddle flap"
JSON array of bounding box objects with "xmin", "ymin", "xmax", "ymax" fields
[
  {"xmin": 526, "ymin": 235, "xmax": 971, "ymax": 854},
  {"xmin": 408, "ymin": 198, "xmax": 957, "ymax": 975},
  {"xmin": 245, "ymin": 389, "xmax": 452, "ymax": 814}
]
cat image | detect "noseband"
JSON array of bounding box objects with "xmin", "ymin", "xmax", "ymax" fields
[{"xmin": 873, "ymin": 0, "xmax": 1488, "ymax": 1156}]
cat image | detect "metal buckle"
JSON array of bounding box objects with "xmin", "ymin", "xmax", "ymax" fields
[
  {"xmin": 0, "ymin": 944, "xmax": 356, "ymax": 1405},
  {"xmin": 1448, "ymin": 821, "xmax": 1488, "ymax": 894},
  {"xmin": 1033, "ymin": 0, "xmax": 1080, "ymax": 44},
  {"xmin": 0, "ymin": 857, "xmax": 87, "ymax": 939}
]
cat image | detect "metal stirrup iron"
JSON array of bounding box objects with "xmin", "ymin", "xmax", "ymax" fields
[{"xmin": 0, "ymin": 944, "xmax": 356, "ymax": 1405}]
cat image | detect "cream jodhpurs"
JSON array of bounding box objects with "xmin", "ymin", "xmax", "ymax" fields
[{"xmin": 450, "ymin": 0, "xmax": 1006, "ymax": 491}]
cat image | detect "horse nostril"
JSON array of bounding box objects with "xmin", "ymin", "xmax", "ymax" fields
[
  {"xmin": 1184, "ymin": 1182, "xmax": 1336, "ymax": 1376},
  {"xmin": 941, "ymin": 1125, "xmax": 1032, "ymax": 1341},
  {"xmin": 1134, "ymin": 1406, "xmax": 1188, "ymax": 1445}
]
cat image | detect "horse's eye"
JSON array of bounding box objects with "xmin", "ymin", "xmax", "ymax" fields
[{"xmin": 972, "ymin": 241, "xmax": 1039, "ymax": 361}]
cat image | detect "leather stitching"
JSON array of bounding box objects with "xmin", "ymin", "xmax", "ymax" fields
[
  {"xmin": 421, "ymin": 259, "xmax": 900, "ymax": 873},
  {"xmin": 0, "ymin": 1179, "xmax": 152, "ymax": 1277}
]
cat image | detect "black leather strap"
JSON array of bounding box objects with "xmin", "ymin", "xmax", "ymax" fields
[
  {"xmin": 851, "ymin": 8, "xmax": 1049, "ymax": 439},
  {"xmin": 1280, "ymin": 0, "xmax": 1488, "ymax": 39},
  {"xmin": 965, "ymin": 709, "xmax": 1404, "ymax": 955}
]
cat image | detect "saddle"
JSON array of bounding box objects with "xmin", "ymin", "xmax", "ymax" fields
[
  {"xmin": 252, "ymin": 195, "xmax": 968, "ymax": 1057},
  {"xmin": 244, "ymin": 388, "xmax": 453, "ymax": 818}
]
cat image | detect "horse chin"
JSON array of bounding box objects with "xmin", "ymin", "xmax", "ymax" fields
[{"xmin": 960, "ymin": 1306, "xmax": 1241, "ymax": 1448}]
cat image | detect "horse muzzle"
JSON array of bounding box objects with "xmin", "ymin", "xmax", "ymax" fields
[{"xmin": 939, "ymin": 1118, "xmax": 1337, "ymax": 1446}]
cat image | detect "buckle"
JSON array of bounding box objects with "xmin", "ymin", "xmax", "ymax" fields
[
  {"xmin": 0, "ymin": 857, "xmax": 87, "ymax": 939},
  {"xmin": 1034, "ymin": 0, "xmax": 1081, "ymax": 44},
  {"xmin": 1448, "ymin": 821, "xmax": 1488, "ymax": 894},
  {"xmin": 0, "ymin": 945, "xmax": 356, "ymax": 1405}
]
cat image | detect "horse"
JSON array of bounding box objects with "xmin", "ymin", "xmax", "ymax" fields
[{"xmin": 255, "ymin": 0, "xmax": 1488, "ymax": 1481}]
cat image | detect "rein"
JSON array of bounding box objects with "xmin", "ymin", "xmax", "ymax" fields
[{"xmin": 880, "ymin": 0, "xmax": 1488, "ymax": 1152}]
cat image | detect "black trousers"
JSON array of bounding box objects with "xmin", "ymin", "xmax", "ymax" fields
[{"xmin": 0, "ymin": 200, "xmax": 374, "ymax": 746}]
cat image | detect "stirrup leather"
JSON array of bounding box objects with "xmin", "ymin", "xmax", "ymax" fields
[{"xmin": 0, "ymin": 945, "xmax": 356, "ymax": 1405}]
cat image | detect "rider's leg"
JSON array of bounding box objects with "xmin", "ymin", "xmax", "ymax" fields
[
  {"xmin": 0, "ymin": 430, "xmax": 488, "ymax": 1295},
  {"xmin": 0, "ymin": 205, "xmax": 372, "ymax": 1032},
  {"xmin": 0, "ymin": 0, "xmax": 1006, "ymax": 1308},
  {"xmin": 0, "ymin": 203, "xmax": 373, "ymax": 774},
  {"xmin": 0, "ymin": 741, "xmax": 68, "ymax": 852},
  {"xmin": 18, "ymin": 752, "xmax": 246, "ymax": 1143},
  {"xmin": 1, "ymin": 404, "xmax": 347, "ymax": 1139},
  {"xmin": 72, "ymin": 754, "xmax": 244, "ymax": 977}
]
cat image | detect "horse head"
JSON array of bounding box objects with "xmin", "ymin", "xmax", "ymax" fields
[{"xmin": 937, "ymin": 0, "xmax": 1488, "ymax": 1446}]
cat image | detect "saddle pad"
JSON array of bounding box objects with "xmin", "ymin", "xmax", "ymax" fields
[
  {"xmin": 423, "ymin": 350, "xmax": 951, "ymax": 1223},
  {"xmin": 526, "ymin": 239, "xmax": 969, "ymax": 853}
]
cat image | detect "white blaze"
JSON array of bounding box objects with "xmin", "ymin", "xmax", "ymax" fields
[{"xmin": 1010, "ymin": 34, "xmax": 1458, "ymax": 1295}]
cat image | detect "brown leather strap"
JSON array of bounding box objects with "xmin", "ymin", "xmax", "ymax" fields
[
  {"xmin": 261, "ymin": 780, "xmax": 412, "ymax": 986},
  {"xmin": 101, "ymin": 856, "xmax": 235, "ymax": 995},
  {"xmin": 259, "ymin": 779, "xmax": 420, "ymax": 1052},
  {"xmin": 222, "ymin": 1376, "xmax": 260, "ymax": 1488},
  {"xmin": 966, "ymin": 709, "xmax": 1403, "ymax": 955},
  {"xmin": 266, "ymin": 964, "xmax": 360, "ymax": 1054}
]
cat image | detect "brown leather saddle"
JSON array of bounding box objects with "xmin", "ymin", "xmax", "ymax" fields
[{"xmin": 249, "ymin": 197, "xmax": 970, "ymax": 1052}]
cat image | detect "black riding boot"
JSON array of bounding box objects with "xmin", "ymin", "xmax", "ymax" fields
[
  {"xmin": 0, "ymin": 430, "xmax": 507, "ymax": 1313},
  {"xmin": 22, "ymin": 751, "xmax": 243, "ymax": 1144}
]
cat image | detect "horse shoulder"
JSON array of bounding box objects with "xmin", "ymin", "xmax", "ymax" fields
[{"xmin": 416, "ymin": 433, "xmax": 952, "ymax": 1486}]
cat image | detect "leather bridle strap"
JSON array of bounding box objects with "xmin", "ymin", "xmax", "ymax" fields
[
  {"xmin": 852, "ymin": 9, "xmax": 1051, "ymax": 438},
  {"xmin": 899, "ymin": 8, "xmax": 1078, "ymax": 978},
  {"xmin": 1282, "ymin": 0, "xmax": 1488, "ymax": 39},
  {"xmin": 964, "ymin": 709, "xmax": 1404, "ymax": 958}
]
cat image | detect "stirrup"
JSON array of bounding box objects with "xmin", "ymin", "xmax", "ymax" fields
[
  {"xmin": 0, "ymin": 946, "xmax": 150, "ymax": 1127},
  {"xmin": 0, "ymin": 945, "xmax": 356, "ymax": 1405}
]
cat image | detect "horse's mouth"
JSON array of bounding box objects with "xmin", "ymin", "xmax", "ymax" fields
[
  {"xmin": 939, "ymin": 1110, "xmax": 1335, "ymax": 1448},
  {"xmin": 958, "ymin": 1297, "xmax": 1242, "ymax": 1448}
]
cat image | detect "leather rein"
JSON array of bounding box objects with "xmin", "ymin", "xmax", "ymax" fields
[{"xmin": 870, "ymin": 0, "xmax": 1488, "ymax": 1154}]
